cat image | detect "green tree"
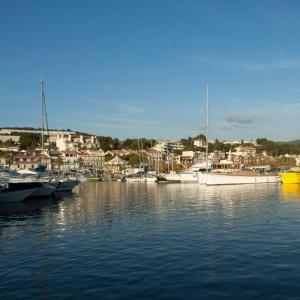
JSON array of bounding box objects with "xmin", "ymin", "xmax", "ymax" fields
[
  {"xmin": 77, "ymin": 157, "xmax": 84, "ymax": 168},
  {"xmin": 123, "ymin": 153, "xmax": 141, "ymax": 167},
  {"xmin": 57, "ymin": 156, "xmax": 63, "ymax": 171},
  {"xmin": 5, "ymin": 157, "xmax": 14, "ymax": 166},
  {"xmin": 19, "ymin": 133, "xmax": 41, "ymax": 149}
]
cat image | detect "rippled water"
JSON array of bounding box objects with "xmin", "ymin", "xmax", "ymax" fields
[{"xmin": 1, "ymin": 182, "xmax": 300, "ymax": 299}]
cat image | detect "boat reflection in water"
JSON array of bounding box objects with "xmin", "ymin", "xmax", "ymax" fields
[{"xmin": 280, "ymin": 184, "xmax": 300, "ymax": 201}]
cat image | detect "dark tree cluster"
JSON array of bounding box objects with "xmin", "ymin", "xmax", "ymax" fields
[
  {"xmin": 97, "ymin": 137, "xmax": 156, "ymax": 152},
  {"xmin": 256, "ymin": 138, "xmax": 300, "ymax": 156},
  {"xmin": 19, "ymin": 133, "xmax": 41, "ymax": 150},
  {"xmin": 0, "ymin": 139, "xmax": 16, "ymax": 147}
]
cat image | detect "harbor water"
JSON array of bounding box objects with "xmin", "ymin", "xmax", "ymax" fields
[{"xmin": 1, "ymin": 182, "xmax": 300, "ymax": 299}]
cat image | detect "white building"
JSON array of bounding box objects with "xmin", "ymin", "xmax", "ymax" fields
[
  {"xmin": 182, "ymin": 151, "xmax": 194, "ymax": 158},
  {"xmin": 234, "ymin": 145, "xmax": 256, "ymax": 157}
]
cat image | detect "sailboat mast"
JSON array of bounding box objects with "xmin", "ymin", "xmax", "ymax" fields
[
  {"xmin": 41, "ymin": 79, "xmax": 45, "ymax": 165},
  {"xmin": 205, "ymin": 83, "xmax": 209, "ymax": 172}
]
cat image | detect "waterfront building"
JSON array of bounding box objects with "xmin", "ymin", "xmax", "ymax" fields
[
  {"xmin": 77, "ymin": 150, "xmax": 105, "ymax": 170},
  {"xmin": 0, "ymin": 134, "xmax": 20, "ymax": 143},
  {"xmin": 105, "ymin": 156, "xmax": 128, "ymax": 174}
]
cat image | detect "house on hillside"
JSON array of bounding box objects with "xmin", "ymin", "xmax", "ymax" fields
[{"xmin": 234, "ymin": 145, "xmax": 256, "ymax": 157}]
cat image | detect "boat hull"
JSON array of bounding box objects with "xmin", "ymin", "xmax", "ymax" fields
[
  {"xmin": 180, "ymin": 173, "xmax": 198, "ymax": 183},
  {"xmin": 206, "ymin": 173, "xmax": 280, "ymax": 186},
  {"xmin": 164, "ymin": 174, "xmax": 181, "ymax": 183},
  {"xmin": 56, "ymin": 179, "xmax": 79, "ymax": 192},
  {"xmin": 0, "ymin": 188, "xmax": 39, "ymax": 203},
  {"xmin": 28, "ymin": 181, "xmax": 59, "ymax": 197},
  {"xmin": 8, "ymin": 181, "xmax": 59, "ymax": 197},
  {"xmin": 126, "ymin": 177, "xmax": 145, "ymax": 182},
  {"xmin": 145, "ymin": 177, "xmax": 157, "ymax": 183},
  {"xmin": 197, "ymin": 172, "xmax": 208, "ymax": 185},
  {"xmin": 279, "ymin": 172, "xmax": 300, "ymax": 184}
]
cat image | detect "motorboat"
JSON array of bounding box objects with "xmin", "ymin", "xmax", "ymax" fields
[
  {"xmin": 0, "ymin": 181, "xmax": 39, "ymax": 203},
  {"xmin": 56, "ymin": 178, "xmax": 79, "ymax": 192},
  {"xmin": 279, "ymin": 167, "xmax": 300, "ymax": 184},
  {"xmin": 7, "ymin": 178, "xmax": 59, "ymax": 197}
]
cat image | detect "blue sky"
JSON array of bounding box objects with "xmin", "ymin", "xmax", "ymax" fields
[{"xmin": 1, "ymin": 0, "xmax": 300, "ymax": 141}]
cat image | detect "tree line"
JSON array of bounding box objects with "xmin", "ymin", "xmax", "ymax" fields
[
  {"xmin": 256, "ymin": 138, "xmax": 300, "ymax": 156},
  {"xmin": 97, "ymin": 137, "xmax": 156, "ymax": 152}
]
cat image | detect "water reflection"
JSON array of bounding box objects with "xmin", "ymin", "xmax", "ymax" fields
[
  {"xmin": 280, "ymin": 184, "xmax": 300, "ymax": 201},
  {"xmin": 2, "ymin": 182, "xmax": 300, "ymax": 299}
]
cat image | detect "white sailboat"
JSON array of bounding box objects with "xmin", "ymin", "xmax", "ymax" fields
[
  {"xmin": 162, "ymin": 148, "xmax": 181, "ymax": 183},
  {"xmin": 180, "ymin": 161, "xmax": 212, "ymax": 183},
  {"xmin": 205, "ymin": 171, "xmax": 280, "ymax": 185},
  {"xmin": 164, "ymin": 171, "xmax": 181, "ymax": 183},
  {"xmin": 196, "ymin": 84, "xmax": 279, "ymax": 186}
]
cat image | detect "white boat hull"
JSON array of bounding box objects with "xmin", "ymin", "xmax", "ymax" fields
[
  {"xmin": 197, "ymin": 172, "xmax": 208, "ymax": 185},
  {"xmin": 126, "ymin": 177, "xmax": 145, "ymax": 182},
  {"xmin": 180, "ymin": 172, "xmax": 198, "ymax": 183},
  {"xmin": 164, "ymin": 174, "xmax": 181, "ymax": 183},
  {"xmin": 205, "ymin": 173, "xmax": 280, "ymax": 186},
  {"xmin": 145, "ymin": 177, "xmax": 157, "ymax": 183}
]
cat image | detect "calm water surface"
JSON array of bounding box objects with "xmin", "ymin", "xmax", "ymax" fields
[{"xmin": 1, "ymin": 182, "xmax": 300, "ymax": 299}]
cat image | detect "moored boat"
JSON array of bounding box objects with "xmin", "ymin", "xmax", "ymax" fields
[
  {"xmin": 279, "ymin": 167, "xmax": 300, "ymax": 184},
  {"xmin": 56, "ymin": 178, "xmax": 79, "ymax": 192},
  {"xmin": 144, "ymin": 175, "xmax": 157, "ymax": 183},
  {"xmin": 163, "ymin": 172, "xmax": 181, "ymax": 183},
  {"xmin": 0, "ymin": 185, "xmax": 39, "ymax": 203},
  {"xmin": 205, "ymin": 171, "xmax": 280, "ymax": 186},
  {"xmin": 7, "ymin": 179, "xmax": 59, "ymax": 198}
]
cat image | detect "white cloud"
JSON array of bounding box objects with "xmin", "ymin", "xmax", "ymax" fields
[{"xmin": 224, "ymin": 115, "xmax": 255, "ymax": 124}]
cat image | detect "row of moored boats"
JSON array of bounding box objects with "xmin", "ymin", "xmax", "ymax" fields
[
  {"xmin": 0, "ymin": 168, "xmax": 79, "ymax": 203},
  {"xmin": 120, "ymin": 162, "xmax": 300, "ymax": 185}
]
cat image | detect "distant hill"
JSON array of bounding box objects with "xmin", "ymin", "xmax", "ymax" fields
[
  {"xmin": 289, "ymin": 140, "xmax": 300, "ymax": 144},
  {"xmin": 0, "ymin": 127, "xmax": 73, "ymax": 132}
]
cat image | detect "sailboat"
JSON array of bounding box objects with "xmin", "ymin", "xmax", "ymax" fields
[
  {"xmin": 11, "ymin": 78, "xmax": 60, "ymax": 198},
  {"xmin": 205, "ymin": 171, "xmax": 280, "ymax": 185},
  {"xmin": 162, "ymin": 148, "xmax": 181, "ymax": 183},
  {"xmin": 40, "ymin": 78, "xmax": 79, "ymax": 192},
  {"xmin": 195, "ymin": 83, "xmax": 211, "ymax": 185},
  {"xmin": 1, "ymin": 79, "xmax": 79, "ymax": 200},
  {"xmin": 196, "ymin": 84, "xmax": 280, "ymax": 186},
  {"xmin": 126, "ymin": 138, "xmax": 146, "ymax": 182}
]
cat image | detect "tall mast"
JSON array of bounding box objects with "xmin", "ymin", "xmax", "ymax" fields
[
  {"xmin": 205, "ymin": 83, "xmax": 209, "ymax": 172},
  {"xmin": 41, "ymin": 77, "xmax": 45, "ymax": 165}
]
